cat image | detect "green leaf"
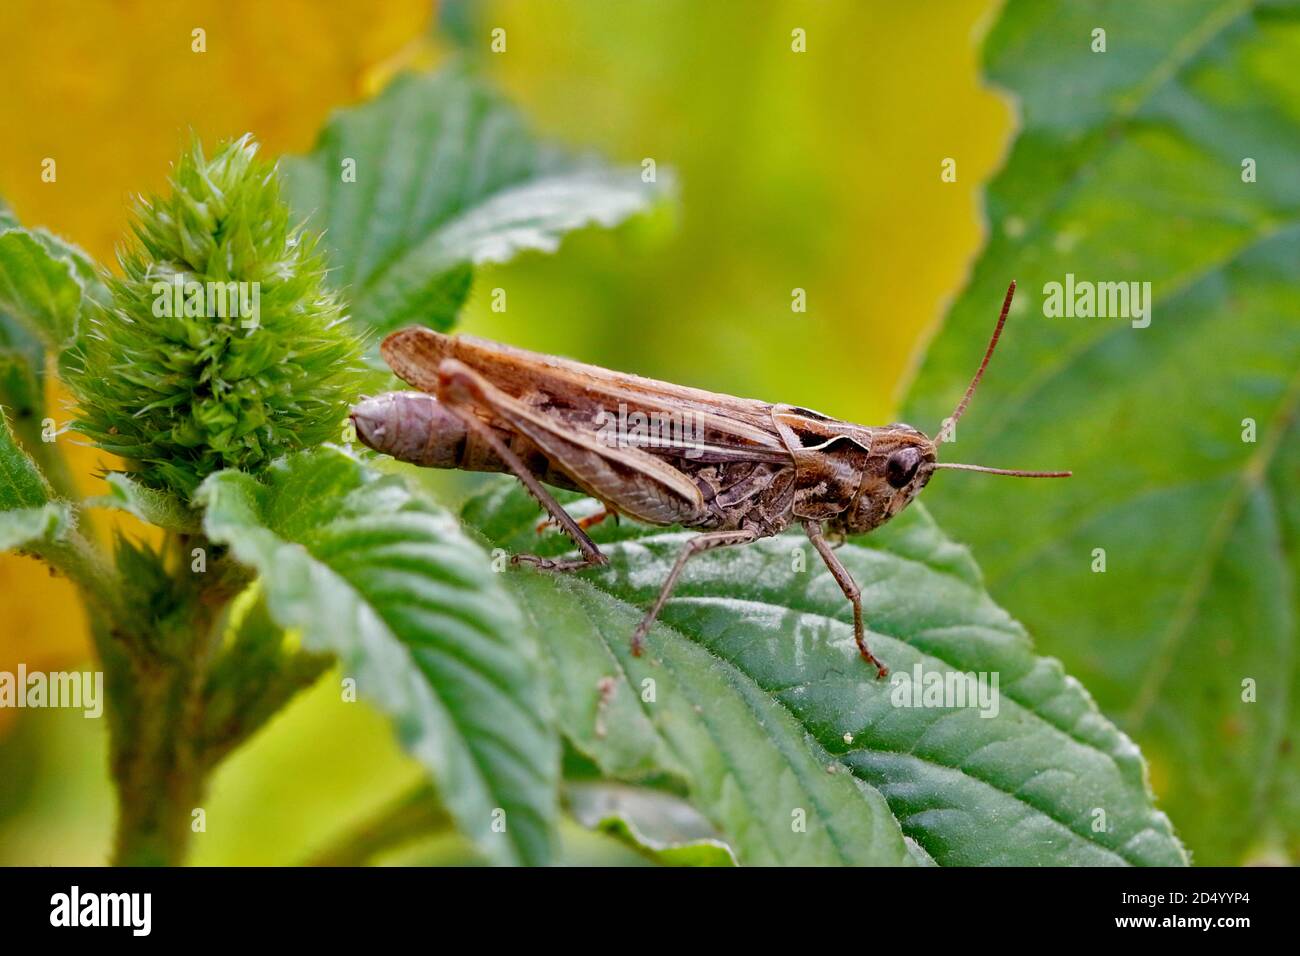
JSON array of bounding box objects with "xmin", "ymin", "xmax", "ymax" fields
[
  {"xmin": 0, "ymin": 502, "xmax": 70, "ymax": 553},
  {"xmin": 0, "ymin": 408, "xmax": 69, "ymax": 554},
  {"xmin": 463, "ymin": 481, "xmax": 1185, "ymax": 866},
  {"xmin": 88, "ymin": 473, "xmax": 202, "ymax": 533},
  {"xmin": 0, "ymin": 312, "xmax": 49, "ymax": 479},
  {"xmin": 197, "ymin": 447, "xmax": 559, "ymax": 865},
  {"xmin": 590, "ymin": 815, "xmax": 737, "ymax": 867},
  {"xmin": 0, "ymin": 222, "xmax": 107, "ymax": 350},
  {"xmin": 282, "ymin": 68, "xmax": 671, "ymax": 336},
  {"xmin": 0, "ymin": 310, "xmax": 45, "ymax": 422},
  {"xmin": 0, "ymin": 208, "xmax": 83, "ymax": 500},
  {"xmin": 566, "ymin": 782, "xmax": 737, "ymax": 866},
  {"xmin": 0, "ymin": 406, "xmax": 52, "ymax": 512},
  {"xmin": 902, "ymin": 1, "xmax": 1300, "ymax": 863}
]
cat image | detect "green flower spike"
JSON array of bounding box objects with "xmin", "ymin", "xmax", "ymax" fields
[{"xmin": 70, "ymin": 135, "xmax": 366, "ymax": 498}]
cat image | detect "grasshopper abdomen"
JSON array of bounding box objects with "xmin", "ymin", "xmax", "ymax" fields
[{"xmin": 352, "ymin": 390, "xmax": 582, "ymax": 492}]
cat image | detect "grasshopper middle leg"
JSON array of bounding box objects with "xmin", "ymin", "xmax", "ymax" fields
[{"xmin": 630, "ymin": 529, "xmax": 758, "ymax": 655}]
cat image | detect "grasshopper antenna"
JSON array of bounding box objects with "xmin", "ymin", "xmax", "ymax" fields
[
  {"xmin": 931, "ymin": 279, "xmax": 1072, "ymax": 478},
  {"xmin": 932, "ymin": 462, "xmax": 1071, "ymax": 478},
  {"xmin": 934, "ymin": 279, "xmax": 1015, "ymax": 449}
]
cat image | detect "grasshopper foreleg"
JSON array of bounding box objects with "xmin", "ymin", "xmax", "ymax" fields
[
  {"xmin": 803, "ymin": 520, "xmax": 888, "ymax": 679},
  {"xmin": 437, "ymin": 361, "xmax": 609, "ymax": 572},
  {"xmin": 630, "ymin": 529, "xmax": 758, "ymax": 656}
]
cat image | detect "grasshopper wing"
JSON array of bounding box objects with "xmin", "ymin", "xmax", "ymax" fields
[{"xmin": 382, "ymin": 327, "xmax": 791, "ymax": 465}]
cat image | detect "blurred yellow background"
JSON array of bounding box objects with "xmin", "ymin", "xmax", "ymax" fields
[{"xmin": 0, "ymin": 0, "xmax": 1010, "ymax": 864}]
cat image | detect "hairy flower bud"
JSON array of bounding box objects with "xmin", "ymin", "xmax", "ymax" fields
[{"xmin": 68, "ymin": 136, "xmax": 366, "ymax": 498}]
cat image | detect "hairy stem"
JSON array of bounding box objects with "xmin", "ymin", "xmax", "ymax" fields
[
  {"xmin": 98, "ymin": 535, "xmax": 238, "ymax": 865},
  {"xmin": 108, "ymin": 650, "xmax": 208, "ymax": 866},
  {"xmin": 29, "ymin": 523, "xmax": 206, "ymax": 864}
]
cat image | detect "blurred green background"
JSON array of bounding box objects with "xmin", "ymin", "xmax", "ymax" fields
[{"xmin": 0, "ymin": 0, "xmax": 1014, "ymax": 864}]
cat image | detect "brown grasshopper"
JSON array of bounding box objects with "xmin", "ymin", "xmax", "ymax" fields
[{"xmin": 351, "ymin": 281, "xmax": 1068, "ymax": 678}]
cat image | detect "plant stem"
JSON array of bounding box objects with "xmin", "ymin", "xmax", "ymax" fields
[
  {"xmin": 40, "ymin": 524, "xmax": 314, "ymax": 866},
  {"xmin": 100, "ymin": 534, "xmax": 225, "ymax": 866},
  {"xmin": 108, "ymin": 652, "xmax": 207, "ymax": 866},
  {"xmin": 305, "ymin": 783, "xmax": 453, "ymax": 866},
  {"xmin": 32, "ymin": 524, "xmax": 206, "ymax": 864},
  {"xmin": 34, "ymin": 439, "xmax": 79, "ymax": 503},
  {"xmin": 104, "ymin": 543, "xmax": 317, "ymax": 865}
]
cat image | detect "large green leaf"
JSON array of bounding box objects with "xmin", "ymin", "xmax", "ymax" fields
[
  {"xmin": 902, "ymin": 1, "xmax": 1300, "ymax": 863},
  {"xmin": 197, "ymin": 448, "xmax": 559, "ymax": 865},
  {"xmin": 282, "ymin": 68, "xmax": 669, "ymax": 336},
  {"xmin": 462, "ymin": 480, "xmax": 1186, "ymax": 866}
]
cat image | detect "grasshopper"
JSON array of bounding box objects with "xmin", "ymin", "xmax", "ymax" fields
[{"xmin": 351, "ymin": 281, "xmax": 1068, "ymax": 677}]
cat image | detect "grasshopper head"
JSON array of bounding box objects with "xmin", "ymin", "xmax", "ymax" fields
[
  {"xmin": 831, "ymin": 425, "xmax": 937, "ymax": 534},
  {"xmin": 833, "ymin": 281, "xmax": 1075, "ymax": 534},
  {"xmin": 837, "ymin": 281, "xmax": 1074, "ymax": 537}
]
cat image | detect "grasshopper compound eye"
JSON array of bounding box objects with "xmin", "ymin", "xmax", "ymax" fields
[{"xmin": 885, "ymin": 447, "xmax": 922, "ymax": 488}]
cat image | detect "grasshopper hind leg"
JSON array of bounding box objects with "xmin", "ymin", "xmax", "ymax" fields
[
  {"xmin": 536, "ymin": 505, "xmax": 613, "ymax": 537},
  {"xmin": 436, "ymin": 362, "xmax": 610, "ymax": 573},
  {"xmin": 511, "ymin": 552, "xmax": 605, "ymax": 572}
]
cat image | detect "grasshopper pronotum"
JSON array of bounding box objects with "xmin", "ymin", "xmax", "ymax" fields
[{"xmin": 352, "ymin": 281, "xmax": 1068, "ymax": 677}]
